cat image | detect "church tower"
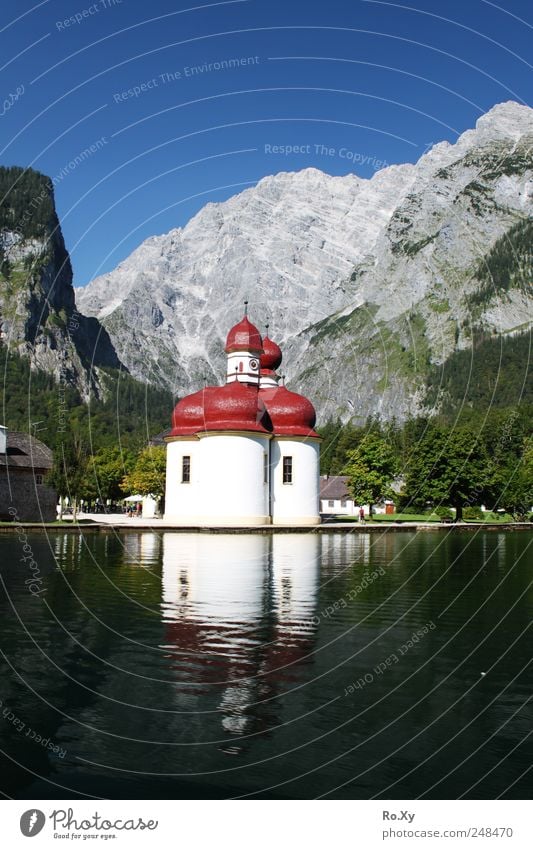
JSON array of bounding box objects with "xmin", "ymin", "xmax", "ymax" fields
[
  {"xmin": 164, "ymin": 308, "xmax": 321, "ymax": 526},
  {"xmin": 225, "ymin": 302, "xmax": 263, "ymax": 386}
]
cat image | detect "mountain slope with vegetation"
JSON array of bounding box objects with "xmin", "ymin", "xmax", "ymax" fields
[
  {"xmin": 0, "ymin": 167, "xmax": 174, "ymax": 482},
  {"xmin": 0, "ymin": 166, "xmax": 121, "ymax": 400}
]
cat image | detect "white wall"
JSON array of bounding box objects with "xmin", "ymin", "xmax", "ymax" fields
[
  {"xmin": 165, "ymin": 433, "xmax": 271, "ymax": 525},
  {"xmin": 198, "ymin": 433, "xmax": 271, "ymax": 525},
  {"xmin": 271, "ymin": 438, "xmax": 320, "ymax": 525},
  {"xmin": 319, "ymin": 500, "xmax": 393, "ymax": 516},
  {"xmin": 141, "ymin": 495, "xmax": 158, "ymax": 519},
  {"xmin": 164, "ymin": 439, "xmax": 199, "ymax": 522},
  {"xmin": 320, "ymin": 498, "xmax": 356, "ymax": 516}
]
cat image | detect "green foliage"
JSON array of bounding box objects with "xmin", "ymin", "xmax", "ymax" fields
[
  {"xmin": 491, "ymin": 434, "xmax": 533, "ymax": 518},
  {"xmin": 433, "ymin": 506, "xmax": 454, "ymax": 519},
  {"xmin": 0, "ymin": 348, "xmax": 172, "ymax": 454},
  {"xmin": 463, "ymin": 506, "xmax": 484, "ymax": 520},
  {"xmin": 425, "ymin": 330, "xmax": 532, "ymax": 413},
  {"xmin": 321, "ymin": 405, "xmax": 531, "ymax": 522},
  {"xmin": 91, "ymin": 368, "xmax": 173, "ymax": 448},
  {"xmin": 342, "ymin": 431, "xmax": 397, "ymax": 509},
  {"xmin": 121, "ymin": 446, "xmax": 166, "ymax": 499},
  {"xmin": 86, "ymin": 446, "xmax": 135, "ymax": 502},
  {"xmin": 402, "ymin": 232, "xmax": 439, "ymax": 257},
  {"xmin": 46, "ymin": 433, "xmax": 91, "ymax": 518},
  {"xmin": 0, "ymin": 166, "xmax": 56, "ymax": 241},
  {"xmin": 0, "ymin": 348, "xmax": 173, "ymax": 509},
  {"xmin": 318, "ymin": 419, "xmax": 363, "ymax": 474},
  {"xmin": 403, "ymin": 423, "xmax": 489, "ymax": 520},
  {"xmin": 0, "ymin": 166, "xmax": 73, "ymax": 326},
  {"xmin": 467, "ymin": 218, "xmax": 532, "ymax": 308},
  {"xmin": 401, "ymin": 505, "xmax": 422, "ymax": 515}
]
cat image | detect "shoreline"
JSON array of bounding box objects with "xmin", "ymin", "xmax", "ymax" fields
[{"xmin": 0, "ymin": 519, "xmax": 530, "ymax": 534}]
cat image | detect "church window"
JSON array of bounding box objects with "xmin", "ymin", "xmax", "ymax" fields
[
  {"xmin": 182, "ymin": 455, "xmax": 191, "ymax": 483},
  {"xmin": 263, "ymin": 453, "xmax": 268, "ymax": 483},
  {"xmin": 282, "ymin": 456, "xmax": 293, "ymax": 484}
]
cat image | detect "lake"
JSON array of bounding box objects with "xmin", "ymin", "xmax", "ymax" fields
[{"xmin": 0, "ymin": 528, "xmax": 531, "ymax": 799}]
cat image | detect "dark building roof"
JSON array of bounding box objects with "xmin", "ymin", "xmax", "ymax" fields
[
  {"xmin": 320, "ymin": 475, "xmax": 351, "ymax": 500},
  {"xmin": 0, "ymin": 430, "xmax": 53, "ymax": 471},
  {"xmin": 149, "ymin": 429, "xmax": 172, "ymax": 446}
]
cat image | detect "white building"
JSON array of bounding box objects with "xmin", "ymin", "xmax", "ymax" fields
[
  {"xmin": 164, "ymin": 310, "xmax": 321, "ymax": 526},
  {"xmin": 319, "ymin": 475, "xmax": 395, "ymax": 518}
]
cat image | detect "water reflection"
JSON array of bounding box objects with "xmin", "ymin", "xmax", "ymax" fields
[
  {"xmin": 121, "ymin": 532, "xmax": 162, "ymax": 565},
  {"xmin": 1, "ymin": 529, "xmax": 532, "ymax": 799},
  {"xmin": 161, "ymin": 533, "xmax": 320, "ymax": 741}
]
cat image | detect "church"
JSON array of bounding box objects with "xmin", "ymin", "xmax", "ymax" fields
[{"xmin": 164, "ymin": 308, "xmax": 321, "ymax": 526}]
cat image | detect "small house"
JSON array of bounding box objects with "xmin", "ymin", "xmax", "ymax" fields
[{"xmin": 0, "ymin": 427, "xmax": 56, "ymax": 522}]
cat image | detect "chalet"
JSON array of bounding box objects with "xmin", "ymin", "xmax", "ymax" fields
[
  {"xmin": 319, "ymin": 475, "xmax": 395, "ymax": 518},
  {"xmin": 0, "ymin": 427, "xmax": 56, "ymax": 522}
]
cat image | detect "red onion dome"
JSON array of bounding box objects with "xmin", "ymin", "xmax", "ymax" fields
[
  {"xmin": 170, "ymin": 388, "xmax": 212, "ymax": 436},
  {"xmin": 260, "ymin": 335, "xmax": 282, "ymax": 371},
  {"xmin": 225, "ymin": 316, "xmax": 263, "ymax": 354},
  {"xmin": 170, "ymin": 383, "xmax": 272, "ymax": 436},
  {"xmin": 204, "ymin": 382, "xmax": 271, "ymax": 432},
  {"xmin": 259, "ymin": 385, "xmax": 319, "ymax": 438}
]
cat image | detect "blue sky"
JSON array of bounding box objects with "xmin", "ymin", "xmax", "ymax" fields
[{"xmin": 1, "ymin": 0, "xmax": 531, "ymax": 286}]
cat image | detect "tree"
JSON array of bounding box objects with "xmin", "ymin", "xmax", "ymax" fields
[
  {"xmin": 318, "ymin": 420, "xmax": 364, "ymax": 475},
  {"xmin": 403, "ymin": 424, "xmax": 488, "ymax": 521},
  {"xmin": 121, "ymin": 446, "xmax": 166, "ymax": 501},
  {"xmin": 493, "ymin": 436, "xmax": 533, "ymax": 518},
  {"xmin": 47, "ymin": 433, "xmax": 89, "ymax": 521},
  {"xmin": 342, "ymin": 432, "xmax": 398, "ymax": 515},
  {"xmin": 86, "ymin": 446, "xmax": 134, "ymax": 503}
]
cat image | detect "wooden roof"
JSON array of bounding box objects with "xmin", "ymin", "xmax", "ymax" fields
[
  {"xmin": 320, "ymin": 475, "xmax": 351, "ymax": 500},
  {"xmin": 0, "ymin": 430, "xmax": 53, "ymax": 471}
]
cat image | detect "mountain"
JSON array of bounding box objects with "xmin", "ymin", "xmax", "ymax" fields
[
  {"xmin": 0, "ymin": 166, "xmax": 122, "ymax": 400},
  {"xmin": 0, "ymin": 166, "xmax": 174, "ymax": 449},
  {"xmin": 77, "ymin": 101, "xmax": 532, "ymax": 422}
]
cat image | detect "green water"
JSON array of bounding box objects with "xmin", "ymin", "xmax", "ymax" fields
[{"xmin": 0, "ymin": 529, "xmax": 531, "ymax": 799}]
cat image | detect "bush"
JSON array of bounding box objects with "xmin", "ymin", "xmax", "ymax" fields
[
  {"xmin": 434, "ymin": 506, "xmax": 454, "ymax": 520},
  {"xmin": 402, "ymin": 505, "xmax": 422, "ymax": 515},
  {"xmin": 463, "ymin": 506, "xmax": 484, "ymax": 520}
]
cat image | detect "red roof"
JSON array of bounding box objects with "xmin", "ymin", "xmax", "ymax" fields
[
  {"xmin": 259, "ymin": 385, "xmax": 319, "ymax": 438},
  {"xmin": 225, "ymin": 316, "xmax": 263, "ymax": 354},
  {"xmin": 170, "ymin": 383, "xmax": 271, "ymax": 436},
  {"xmin": 260, "ymin": 336, "xmax": 282, "ymax": 371},
  {"xmin": 169, "ymin": 317, "xmax": 320, "ymax": 439}
]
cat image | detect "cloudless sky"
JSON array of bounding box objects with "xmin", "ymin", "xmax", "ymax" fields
[{"xmin": 1, "ymin": 0, "xmax": 531, "ymax": 286}]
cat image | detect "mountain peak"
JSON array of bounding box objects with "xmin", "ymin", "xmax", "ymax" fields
[
  {"xmin": 474, "ymin": 100, "xmax": 533, "ymax": 140},
  {"xmin": 76, "ymin": 103, "xmax": 533, "ymax": 417}
]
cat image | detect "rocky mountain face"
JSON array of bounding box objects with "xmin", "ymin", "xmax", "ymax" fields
[
  {"xmin": 75, "ymin": 101, "xmax": 531, "ymax": 421},
  {"xmin": 0, "ymin": 167, "xmax": 122, "ymax": 399}
]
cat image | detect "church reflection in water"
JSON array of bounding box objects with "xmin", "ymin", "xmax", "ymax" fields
[{"xmin": 160, "ymin": 533, "xmax": 321, "ymax": 744}]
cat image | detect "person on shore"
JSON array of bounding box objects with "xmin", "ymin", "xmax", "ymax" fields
[{"xmin": 359, "ymin": 506, "xmax": 365, "ymax": 524}]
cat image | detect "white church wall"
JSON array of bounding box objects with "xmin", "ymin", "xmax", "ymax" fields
[
  {"xmin": 164, "ymin": 438, "xmax": 200, "ymax": 522},
  {"xmin": 271, "ymin": 438, "xmax": 320, "ymax": 525},
  {"xmin": 192, "ymin": 432, "xmax": 270, "ymax": 525}
]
